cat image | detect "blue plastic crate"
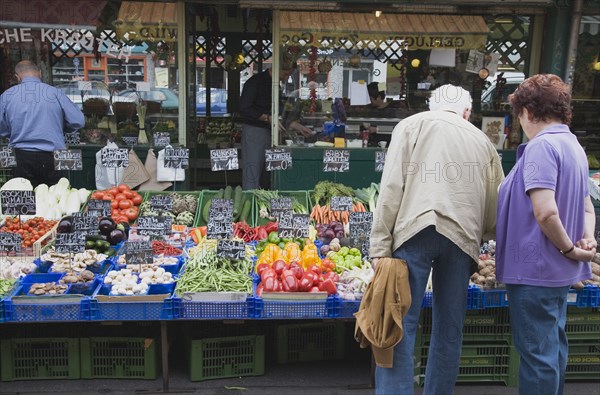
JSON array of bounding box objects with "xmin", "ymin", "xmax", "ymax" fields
[
  {"xmin": 21, "ymin": 273, "xmax": 63, "ymax": 284},
  {"xmin": 114, "ymin": 255, "xmax": 184, "ymax": 275},
  {"xmin": 422, "ymin": 286, "xmax": 479, "ymax": 309},
  {"xmin": 87, "ymin": 297, "xmax": 180, "ymax": 320},
  {"xmin": 0, "ymin": 298, "xmax": 4, "ymax": 323},
  {"xmin": 422, "ymin": 291, "xmax": 432, "ymax": 307},
  {"xmin": 180, "ymin": 297, "xmax": 254, "ymax": 319},
  {"xmin": 251, "ymin": 295, "xmax": 336, "ymax": 319},
  {"xmin": 568, "ymin": 285, "xmax": 600, "ymax": 308},
  {"xmin": 3, "ymin": 294, "xmax": 91, "ymax": 322},
  {"xmin": 332, "ymin": 296, "xmax": 361, "ymax": 318},
  {"xmin": 481, "ymin": 288, "xmax": 509, "ymax": 308}
]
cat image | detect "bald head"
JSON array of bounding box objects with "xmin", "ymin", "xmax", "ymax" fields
[{"xmin": 15, "ymin": 61, "xmax": 41, "ymax": 81}]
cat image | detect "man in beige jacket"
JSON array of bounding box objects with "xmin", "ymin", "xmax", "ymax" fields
[{"xmin": 370, "ymin": 84, "xmax": 503, "ymax": 395}]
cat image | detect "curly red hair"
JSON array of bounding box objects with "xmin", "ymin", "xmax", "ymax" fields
[{"xmin": 508, "ymin": 74, "xmax": 572, "ymax": 125}]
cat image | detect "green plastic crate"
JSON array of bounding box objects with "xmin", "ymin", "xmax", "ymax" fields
[
  {"xmin": 566, "ymin": 340, "xmax": 600, "ymax": 381},
  {"xmin": 253, "ymin": 190, "xmax": 309, "ymax": 226},
  {"xmin": 195, "ymin": 189, "xmax": 254, "ymax": 227},
  {"xmin": 419, "ymin": 308, "xmax": 512, "ymax": 345},
  {"xmin": 189, "ymin": 335, "xmax": 264, "ymax": 381},
  {"xmin": 276, "ymin": 322, "xmax": 345, "ymax": 363},
  {"xmin": 565, "ymin": 307, "xmax": 600, "ymax": 340},
  {"xmin": 1, "ymin": 338, "xmax": 80, "ymax": 381},
  {"xmin": 80, "ymin": 337, "xmax": 158, "ymax": 379}
]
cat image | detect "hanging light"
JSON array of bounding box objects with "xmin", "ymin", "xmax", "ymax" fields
[
  {"xmin": 375, "ymin": 10, "xmax": 382, "ymax": 18},
  {"xmin": 411, "ymin": 59, "xmax": 421, "ymax": 68}
]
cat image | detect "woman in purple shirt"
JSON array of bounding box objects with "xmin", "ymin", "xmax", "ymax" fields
[{"xmin": 496, "ymin": 74, "xmax": 596, "ymax": 395}]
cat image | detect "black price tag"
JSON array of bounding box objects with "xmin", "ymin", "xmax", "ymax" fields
[
  {"xmin": 265, "ymin": 148, "xmax": 292, "ymax": 171},
  {"xmin": 0, "ymin": 232, "xmax": 21, "ymax": 253},
  {"xmin": 210, "ymin": 148, "xmax": 239, "ymax": 171},
  {"xmin": 87, "ymin": 199, "xmax": 111, "ymax": 217},
  {"xmin": 72, "ymin": 213, "xmax": 99, "ymax": 235},
  {"xmin": 65, "ymin": 131, "xmax": 81, "ymax": 145},
  {"xmin": 323, "ymin": 149, "xmax": 350, "ymax": 172},
  {"xmin": 54, "ymin": 149, "xmax": 83, "ymax": 171},
  {"xmin": 0, "ymin": 146, "xmax": 17, "ymax": 168},
  {"xmin": 149, "ymin": 195, "xmax": 174, "ymax": 212},
  {"xmin": 217, "ymin": 239, "xmax": 246, "ymax": 260},
  {"xmin": 154, "ymin": 132, "xmax": 170, "ymax": 147},
  {"xmin": 349, "ymin": 235, "xmax": 370, "ymax": 260},
  {"xmin": 207, "ymin": 198, "xmax": 234, "ymax": 239},
  {"xmin": 375, "ymin": 151, "xmax": 386, "ymax": 173},
  {"xmin": 330, "ymin": 196, "xmax": 353, "ymax": 212},
  {"xmin": 137, "ymin": 216, "xmax": 172, "ymax": 237},
  {"xmin": 164, "ymin": 147, "xmax": 189, "ymax": 169},
  {"xmin": 270, "ymin": 197, "xmax": 293, "ymax": 220},
  {"xmin": 0, "ymin": 190, "xmax": 36, "ymax": 215},
  {"xmin": 125, "ymin": 240, "xmax": 153, "ymax": 265},
  {"xmin": 101, "ymin": 148, "xmax": 129, "ymax": 168},
  {"xmin": 349, "ymin": 212, "xmax": 373, "ymax": 237},
  {"xmin": 55, "ymin": 232, "xmax": 86, "ymax": 254},
  {"xmin": 122, "ymin": 137, "xmax": 138, "ymax": 147},
  {"xmin": 278, "ymin": 212, "xmax": 309, "ymax": 239}
]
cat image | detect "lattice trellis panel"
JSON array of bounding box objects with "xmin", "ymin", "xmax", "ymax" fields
[
  {"xmin": 195, "ymin": 35, "xmax": 227, "ymax": 68},
  {"xmin": 485, "ymin": 17, "xmax": 530, "ymax": 71},
  {"xmin": 241, "ymin": 39, "xmax": 272, "ymax": 69}
]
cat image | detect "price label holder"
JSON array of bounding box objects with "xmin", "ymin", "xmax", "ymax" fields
[
  {"xmin": 0, "ymin": 190, "xmax": 36, "ymax": 216},
  {"xmin": 125, "ymin": 240, "xmax": 153, "ymax": 267},
  {"xmin": 270, "ymin": 197, "xmax": 293, "ymax": 220},
  {"xmin": 164, "ymin": 147, "xmax": 190, "ymax": 169},
  {"xmin": 101, "ymin": 147, "xmax": 129, "ymax": 168},
  {"xmin": 54, "ymin": 149, "xmax": 83, "ymax": 171},
  {"xmin": 330, "ymin": 196, "xmax": 353, "ymax": 212},
  {"xmin": 217, "ymin": 239, "xmax": 246, "ymax": 260},
  {"xmin": 0, "ymin": 146, "xmax": 17, "ymax": 168},
  {"xmin": 375, "ymin": 150, "xmax": 386, "ymax": 173},
  {"xmin": 65, "ymin": 131, "xmax": 81, "ymax": 145},
  {"xmin": 122, "ymin": 137, "xmax": 139, "ymax": 147},
  {"xmin": 72, "ymin": 212, "xmax": 99, "ymax": 235},
  {"xmin": 207, "ymin": 198, "xmax": 234, "ymax": 239},
  {"xmin": 154, "ymin": 132, "xmax": 171, "ymax": 147},
  {"xmin": 149, "ymin": 195, "xmax": 174, "ymax": 213},
  {"xmin": 210, "ymin": 148, "xmax": 239, "ymax": 172},
  {"xmin": 0, "ymin": 232, "xmax": 22, "ymax": 254},
  {"xmin": 137, "ymin": 216, "xmax": 172, "ymax": 237},
  {"xmin": 265, "ymin": 148, "xmax": 292, "ymax": 171},
  {"xmin": 323, "ymin": 149, "xmax": 350, "ymax": 173},
  {"xmin": 55, "ymin": 232, "xmax": 86, "ymax": 254},
  {"xmin": 278, "ymin": 212, "xmax": 309, "ymax": 239},
  {"xmin": 87, "ymin": 199, "xmax": 111, "ymax": 217}
]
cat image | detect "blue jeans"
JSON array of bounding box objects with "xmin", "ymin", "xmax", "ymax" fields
[
  {"xmin": 375, "ymin": 226, "xmax": 473, "ymax": 395},
  {"xmin": 506, "ymin": 284, "xmax": 570, "ymax": 395}
]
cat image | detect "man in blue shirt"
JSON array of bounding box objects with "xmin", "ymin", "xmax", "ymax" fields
[{"xmin": 0, "ymin": 60, "xmax": 84, "ymax": 187}]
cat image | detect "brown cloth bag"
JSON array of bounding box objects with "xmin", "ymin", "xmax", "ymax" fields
[
  {"xmin": 121, "ymin": 149, "xmax": 150, "ymax": 189},
  {"xmin": 354, "ymin": 257, "xmax": 411, "ymax": 368},
  {"xmin": 137, "ymin": 148, "xmax": 172, "ymax": 191}
]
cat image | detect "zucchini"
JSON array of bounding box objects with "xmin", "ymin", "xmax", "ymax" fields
[
  {"xmin": 224, "ymin": 185, "xmax": 233, "ymax": 200},
  {"xmin": 233, "ymin": 185, "xmax": 243, "ymax": 216},
  {"xmin": 202, "ymin": 189, "xmax": 224, "ymax": 223},
  {"xmin": 239, "ymin": 198, "xmax": 251, "ymax": 223}
]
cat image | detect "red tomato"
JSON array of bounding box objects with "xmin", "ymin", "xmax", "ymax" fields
[
  {"xmin": 123, "ymin": 191, "xmax": 134, "ymax": 199},
  {"xmin": 131, "ymin": 194, "xmax": 143, "ymax": 205},
  {"xmin": 92, "ymin": 191, "xmax": 104, "ymax": 200},
  {"xmin": 114, "ymin": 193, "xmax": 127, "ymax": 201},
  {"xmin": 116, "ymin": 215, "xmax": 129, "ymax": 224},
  {"xmin": 118, "ymin": 184, "xmax": 130, "ymax": 192},
  {"xmin": 118, "ymin": 199, "xmax": 132, "ymax": 210},
  {"xmin": 110, "ymin": 200, "xmax": 119, "ymax": 209},
  {"xmin": 124, "ymin": 207, "xmax": 138, "ymax": 221}
]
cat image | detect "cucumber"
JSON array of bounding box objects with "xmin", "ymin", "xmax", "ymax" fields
[
  {"xmin": 224, "ymin": 185, "xmax": 233, "ymax": 200},
  {"xmin": 202, "ymin": 189, "xmax": 224, "ymax": 223},
  {"xmin": 239, "ymin": 198, "xmax": 251, "ymax": 223},
  {"xmin": 233, "ymin": 185, "xmax": 243, "ymax": 216}
]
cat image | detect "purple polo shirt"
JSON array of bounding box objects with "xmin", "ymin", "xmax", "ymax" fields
[{"xmin": 496, "ymin": 125, "xmax": 592, "ymax": 287}]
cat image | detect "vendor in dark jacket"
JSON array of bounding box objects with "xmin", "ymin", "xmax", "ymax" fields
[{"xmin": 239, "ymin": 57, "xmax": 311, "ymax": 190}]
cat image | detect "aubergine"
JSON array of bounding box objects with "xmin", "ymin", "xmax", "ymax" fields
[
  {"xmin": 57, "ymin": 216, "xmax": 73, "ymax": 234},
  {"xmin": 107, "ymin": 228, "xmax": 127, "ymax": 245},
  {"xmin": 116, "ymin": 222, "xmax": 130, "ymax": 240},
  {"xmin": 98, "ymin": 216, "xmax": 116, "ymax": 236}
]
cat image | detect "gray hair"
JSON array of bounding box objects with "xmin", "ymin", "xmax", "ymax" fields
[
  {"xmin": 15, "ymin": 60, "xmax": 40, "ymax": 76},
  {"xmin": 429, "ymin": 84, "xmax": 472, "ymax": 114}
]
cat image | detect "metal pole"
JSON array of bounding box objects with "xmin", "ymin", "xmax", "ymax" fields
[
  {"xmin": 272, "ymin": 10, "xmax": 281, "ymax": 148},
  {"xmin": 161, "ymin": 321, "xmax": 169, "ymax": 392},
  {"xmin": 564, "ymin": 0, "xmax": 583, "ymax": 86}
]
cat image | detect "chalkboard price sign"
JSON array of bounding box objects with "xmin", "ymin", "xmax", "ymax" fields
[
  {"xmin": 54, "ymin": 149, "xmax": 83, "ymax": 171},
  {"xmin": 270, "ymin": 197, "xmax": 292, "ymax": 220},
  {"xmin": 154, "ymin": 132, "xmax": 170, "ymax": 147},
  {"xmin": 349, "ymin": 212, "xmax": 373, "ymax": 237},
  {"xmin": 207, "ymin": 198, "xmax": 234, "ymax": 239},
  {"xmin": 217, "ymin": 239, "xmax": 246, "ymax": 260},
  {"xmin": 375, "ymin": 151, "xmax": 386, "ymax": 173},
  {"xmin": 125, "ymin": 240, "xmax": 153, "ymax": 266},
  {"xmin": 101, "ymin": 148, "xmax": 129, "ymax": 168},
  {"xmin": 122, "ymin": 137, "xmax": 139, "ymax": 147},
  {"xmin": 210, "ymin": 148, "xmax": 239, "ymax": 171},
  {"xmin": 72, "ymin": 213, "xmax": 99, "ymax": 235},
  {"xmin": 350, "ymin": 235, "xmax": 371, "ymax": 260},
  {"xmin": 55, "ymin": 232, "xmax": 86, "ymax": 254},
  {"xmin": 330, "ymin": 196, "xmax": 353, "ymax": 212},
  {"xmin": 64, "ymin": 131, "xmax": 81, "ymax": 145},
  {"xmin": 86, "ymin": 199, "xmax": 111, "ymax": 217},
  {"xmin": 265, "ymin": 148, "xmax": 292, "ymax": 171},
  {"xmin": 149, "ymin": 195, "xmax": 174, "ymax": 212},
  {"xmin": 0, "ymin": 146, "xmax": 17, "ymax": 168},
  {"xmin": 278, "ymin": 212, "xmax": 309, "ymax": 239},
  {"xmin": 0, "ymin": 232, "xmax": 21, "ymax": 253},
  {"xmin": 0, "ymin": 190, "xmax": 36, "ymax": 216},
  {"xmin": 137, "ymin": 216, "xmax": 171, "ymax": 237},
  {"xmin": 164, "ymin": 148, "xmax": 189, "ymax": 169},
  {"xmin": 323, "ymin": 149, "xmax": 350, "ymax": 173}
]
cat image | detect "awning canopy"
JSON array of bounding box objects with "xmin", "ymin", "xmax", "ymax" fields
[
  {"xmin": 114, "ymin": 1, "xmax": 177, "ymax": 42},
  {"xmin": 0, "ymin": 0, "xmax": 106, "ymax": 29},
  {"xmin": 280, "ymin": 11, "xmax": 490, "ymax": 50}
]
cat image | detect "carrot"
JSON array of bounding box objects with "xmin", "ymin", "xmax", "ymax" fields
[{"xmin": 316, "ymin": 204, "xmax": 323, "ymax": 224}]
